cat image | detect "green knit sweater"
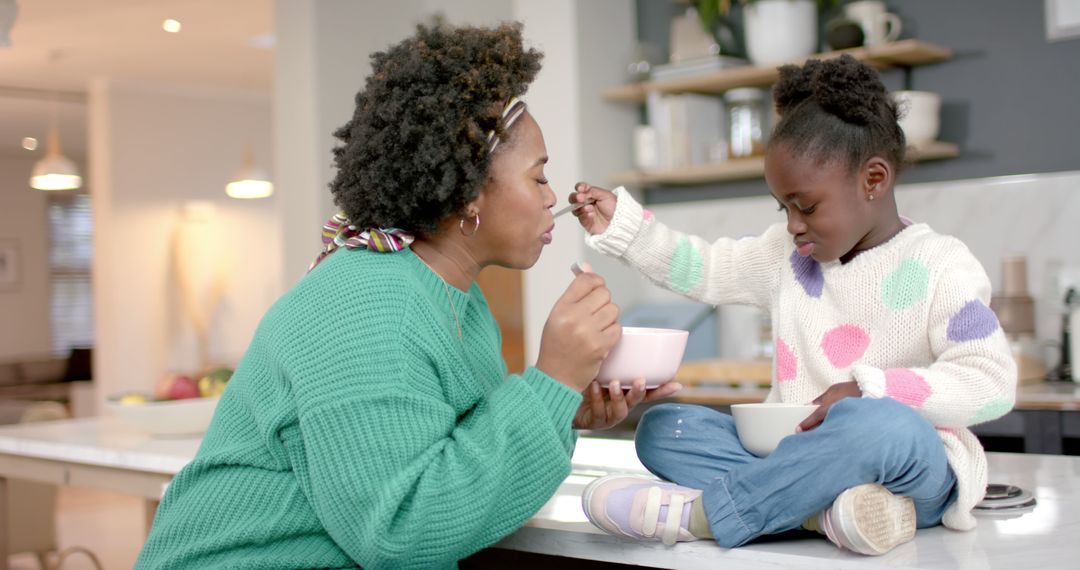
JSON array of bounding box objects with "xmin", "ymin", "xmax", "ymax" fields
[{"xmin": 135, "ymin": 248, "xmax": 582, "ymax": 569}]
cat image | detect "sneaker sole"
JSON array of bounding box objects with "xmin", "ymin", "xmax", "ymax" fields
[{"xmin": 833, "ymin": 484, "xmax": 916, "ymax": 555}]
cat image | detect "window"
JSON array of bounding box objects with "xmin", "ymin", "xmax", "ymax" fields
[{"xmin": 48, "ymin": 194, "xmax": 94, "ymax": 356}]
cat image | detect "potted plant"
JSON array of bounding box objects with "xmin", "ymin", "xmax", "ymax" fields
[{"xmin": 698, "ymin": 0, "xmax": 840, "ymax": 65}]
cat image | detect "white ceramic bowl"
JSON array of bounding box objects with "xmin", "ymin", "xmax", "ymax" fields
[
  {"xmin": 107, "ymin": 396, "xmax": 220, "ymax": 437},
  {"xmin": 892, "ymin": 90, "xmax": 941, "ymax": 145},
  {"xmin": 595, "ymin": 327, "xmax": 689, "ymax": 388},
  {"xmin": 731, "ymin": 403, "xmax": 818, "ymax": 457}
]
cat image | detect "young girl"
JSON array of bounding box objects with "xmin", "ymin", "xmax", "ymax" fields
[{"xmin": 572, "ymin": 55, "xmax": 1017, "ymax": 555}]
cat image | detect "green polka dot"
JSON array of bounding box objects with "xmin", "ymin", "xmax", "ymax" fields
[
  {"xmin": 971, "ymin": 399, "xmax": 1013, "ymax": 425},
  {"xmin": 669, "ymin": 238, "xmax": 704, "ymax": 294},
  {"xmin": 882, "ymin": 259, "xmax": 930, "ymax": 310}
]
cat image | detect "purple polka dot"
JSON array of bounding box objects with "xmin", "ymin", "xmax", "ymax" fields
[
  {"xmin": 947, "ymin": 300, "xmax": 1000, "ymax": 342},
  {"xmin": 790, "ymin": 251, "xmax": 823, "ymax": 298}
]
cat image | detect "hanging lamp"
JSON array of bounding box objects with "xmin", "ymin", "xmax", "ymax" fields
[
  {"xmin": 225, "ymin": 145, "xmax": 273, "ymax": 199},
  {"xmin": 30, "ymin": 124, "xmax": 82, "ymax": 191}
]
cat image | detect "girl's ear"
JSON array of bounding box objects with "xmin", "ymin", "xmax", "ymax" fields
[{"xmin": 863, "ymin": 156, "xmax": 893, "ymax": 200}]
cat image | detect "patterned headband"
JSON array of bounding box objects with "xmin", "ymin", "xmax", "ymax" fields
[
  {"xmin": 309, "ymin": 97, "xmax": 527, "ymax": 272},
  {"xmin": 486, "ymin": 97, "xmax": 527, "ymax": 153}
]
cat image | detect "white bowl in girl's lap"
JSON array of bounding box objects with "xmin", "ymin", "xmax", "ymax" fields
[
  {"xmin": 731, "ymin": 403, "xmax": 818, "ymax": 457},
  {"xmin": 595, "ymin": 327, "xmax": 689, "ymax": 389}
]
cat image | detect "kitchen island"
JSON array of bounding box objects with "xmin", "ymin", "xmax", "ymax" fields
[{"xmin": 0, "ymin": 418, "xmax": 1074, "ymax": 569}]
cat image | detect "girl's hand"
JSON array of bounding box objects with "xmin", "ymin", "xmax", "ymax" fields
[
  {"xmin": 572, "ymin": 379, "xmax": 683, "ymax": 430},
  {"xmin": 797, "ymin": 381, "xmax": 862, "ymax": 432},
  {"xmin": 569, "ymin": 182, "xmax": 617, "ymax": 236}
]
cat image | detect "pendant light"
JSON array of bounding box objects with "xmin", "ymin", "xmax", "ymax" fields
[
  {"xmin": 30, "ymin": 125, "xmax": 82, "ymax": 191},
  {"xmin": 225, "ymin": 145, "xmax": 273, "ymax": 199}
]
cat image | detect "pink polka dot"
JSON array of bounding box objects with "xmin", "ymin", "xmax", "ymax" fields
[
  {"xmin": 884, "ymin": 368, "xmax": 932, "ymax": 407},
  {"xmin": 820, "ymin": 325, "xmax": 870, "ymax": 368},
  {"xmin": 776, "ymin": 338, "xmax": 797, "ymax": 382},
  {"xmin": 643, "ymin": 209, "xmax": 654, "ymax": 222}
]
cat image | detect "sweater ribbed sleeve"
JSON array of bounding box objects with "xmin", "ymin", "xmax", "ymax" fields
[
  {"xmin": 296, "ymin": 372, "xmax": 579, "ymax": 568},
  {"xmin": 587, "ymin": 187, "xmax": 785, "ymax": 309}
]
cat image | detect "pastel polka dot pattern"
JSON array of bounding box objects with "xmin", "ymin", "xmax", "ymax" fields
[
  {"xmin": 884, "ymin": 368, "xmax": 932, "ymax": 407},
  {"xmin": 668, "ymin": 238, "xmax": 704, "ymax": 294},
  {"xmin": 821, "ymin": 325, "xmax": 870, "ymax": 368},
  {"xmin": 790, "ymin": 251, "xmax": 823, "ymax": 298},
  {"xmin": 643, "ymin": 209, "xmax": 654, "ymax": 222},
  {"xmin": 882, "ymin": 259, "xmax": 930, "ymax": 310},
  {"xmin": 947, "ymin": 300, "xmax": 1000, "ymax": 342},
  {"xmin": 970, "ymin": 399, "xmax": 1013, "ymax": 425},
  {"xmin": 776, "ymin": 338, "xmax": 797, "ymax": 382}
]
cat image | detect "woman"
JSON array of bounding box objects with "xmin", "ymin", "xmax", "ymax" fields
[{"xmin": 136, "ymin": 21, "xmax": 676, "ymax": 569}]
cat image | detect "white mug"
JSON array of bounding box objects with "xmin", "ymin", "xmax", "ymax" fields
[{"xmin": 844, "ymin": 0, "xmax": 902, "ymax": 47}]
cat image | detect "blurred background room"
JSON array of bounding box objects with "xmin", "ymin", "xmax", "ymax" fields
[{"xmin": 0, "ymin": 1, "xmax": 1078, "ymax": 568}]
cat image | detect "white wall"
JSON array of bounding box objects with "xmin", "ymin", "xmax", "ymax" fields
[
  {"xmin": 513, "ymin": 0, "xmax": 637, "ymax": 361},
  {"xmin": 274, "ymin": 0, "xmax": 637, "ymax": 362},
  {"xmin": 89, "ymin": 80, "xmax": 278, "ymax": 410},
  {"xmin": 0, "ymin": 155, "xmax": 53, "ymax": 359}
]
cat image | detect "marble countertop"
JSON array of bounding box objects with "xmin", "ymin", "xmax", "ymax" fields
[
  {"xmin": 0, "ymin": 416, "xmax": 200, "ymax": 474},
  {"xmin": 507, "ymin": 438, "xmax": 1080, "ymax": 569},
  {"xmin": 0, "ymin": 419, "xmax": 1074, "ymax": 568}
]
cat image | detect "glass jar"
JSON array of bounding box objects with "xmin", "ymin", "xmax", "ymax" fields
[{"xmin": 724, "ymin": 88, "xmax": 766, "ymax": 158}]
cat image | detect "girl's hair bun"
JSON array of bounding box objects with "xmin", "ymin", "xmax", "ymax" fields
[
  {"xmin": 774, "ymin": 54, "xmax": 898, "ymax": 126},
  {"xmin": 769, "ymin": 54, "xmax": 907, "ymax": 175}
]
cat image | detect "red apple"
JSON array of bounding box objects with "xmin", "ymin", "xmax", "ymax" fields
[{"xmin": 166, "ymin": 375, "xmax": 200, "ymax": 400}]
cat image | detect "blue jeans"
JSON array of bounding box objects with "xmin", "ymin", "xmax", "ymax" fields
[{"xmin": 635, "ymin": 397, "xmax": 958, "ymax": 548}]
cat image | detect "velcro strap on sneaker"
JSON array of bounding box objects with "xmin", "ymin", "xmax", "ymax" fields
[
  {"xmin": 663, "ymin": 494, "xmax": 686, "ymax": 546},
  {"xmin": 642, "ymin": 486, "xmax": 662, "ymax": 537}
]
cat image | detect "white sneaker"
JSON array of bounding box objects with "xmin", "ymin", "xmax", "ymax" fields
[
  {"xmin": 818, "ymin": 484, "xmax": 916, "ymax": 556},
  {"xmin": 581, "ymin": 475, "xmax": 708, "ymax": 546}
]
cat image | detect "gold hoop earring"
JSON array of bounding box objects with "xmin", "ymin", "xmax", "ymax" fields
[{"xmin": 459, "ymin": 212, "xmax": 480, "ymax": 237}]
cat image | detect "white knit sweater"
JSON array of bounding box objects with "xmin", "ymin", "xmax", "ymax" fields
[{"xmin": 587, "ymin": 187, "xmax": 1018, "ymax": 531}]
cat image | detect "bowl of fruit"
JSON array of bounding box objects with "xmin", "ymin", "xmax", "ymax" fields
[{"xmin": 108, "ymin": 367, "xmax": 234, "ymax": 436}]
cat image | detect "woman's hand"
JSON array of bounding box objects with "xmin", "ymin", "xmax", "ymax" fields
[
  {"xmin": 569, "ymin": 182, "xmax": 618, "ymax": 236},
  {"xmin": 797, "ymin": 381, "xmax": 863, "ymax": 432},
  {"xmin": 536, "ymin": 271, "xmax": 621, "ymax": 392},
  {"xmin": 573, "ymin": 379, "xmax": 683, "ymax": 430}
]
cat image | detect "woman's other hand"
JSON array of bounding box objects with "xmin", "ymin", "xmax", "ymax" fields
[
  {"xmin": 570, "ymin": 182, "xmax": 617, "ymax": 236},
  {"xmin": 573, "ymin": 379, "xmax": 683, "ymax": 430},
  {"xmin": 537, "ymin": 271, "xmax": 620, "ymax": 392},
  {"xmin": 797, "ymin": 381, "xmax": 863, "ymax": 432}
]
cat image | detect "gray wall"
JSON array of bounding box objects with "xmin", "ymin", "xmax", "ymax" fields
[{"xmin": 637, "ymin": 0, "xmax": 1080, "ymax": 204}]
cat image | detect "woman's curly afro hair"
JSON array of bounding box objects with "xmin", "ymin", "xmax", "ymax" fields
[
  {"xmin": 329, "ymin": 21, "xmax": 542, "ymax": 236},
  {"xmin": 770, "ymin": 54, "xmax": 907, "ymax": 176}
]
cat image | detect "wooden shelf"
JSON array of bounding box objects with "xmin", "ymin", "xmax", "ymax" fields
[
  {"xmin": 907, "ymin": 141, "xmax": 960, "ymax": 161},
  {"xmin": 610, "ymin": 142, "xmax": 959, "ymax": 187},
  {"xmin": 603, "ymin": 40, "xmax": 952, "ymax": 103}
]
